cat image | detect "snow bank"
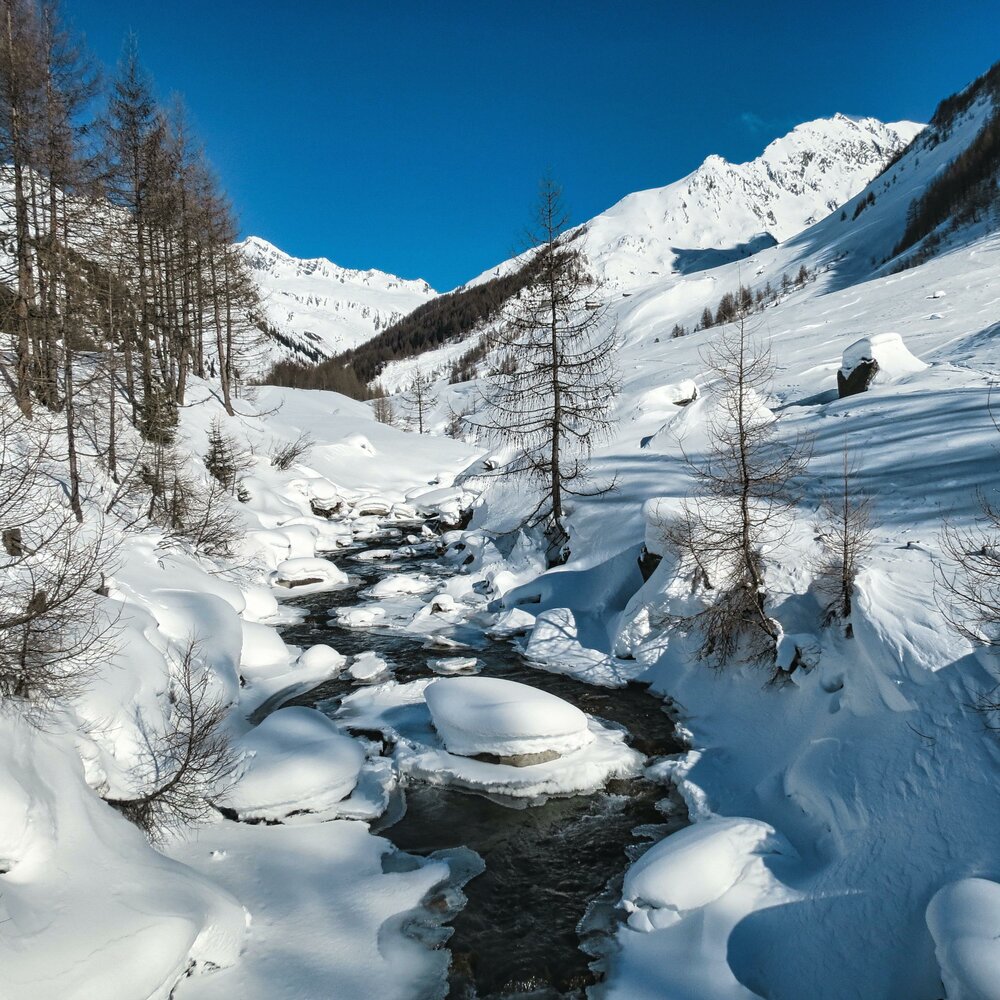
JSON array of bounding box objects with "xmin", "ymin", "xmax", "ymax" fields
[
  {"xmin": 223, "ymin": 708, "xmax": 365, "ymax": 821},
  {"xmin": 424, "ymin": 676, "xmax": 592, "ymax": 758},
  {"xmin": 927, "ymin": 878, "xmax": 1000, "ymax": 1000},
  {"xmin": 525, "ymin": 607, "xmax": 636, "ymax": 687},
  {"xmin": 170, "ymin": 821, "xmax": 454, "ymax": 1000},
  {"xmin": 0, "ymin": 712, "xmax": 246, "ymax": 1000}
]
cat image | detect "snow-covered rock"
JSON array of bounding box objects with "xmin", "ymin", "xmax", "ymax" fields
[
  {"xmin": 839, "ymin": 332, "xmax": 928, "ymax": 386},
  {"xmin": 424, "ymin": 676, "xmax": 593, "ymax": 758},
  {"xmin": 269, "ymin": 557, "xmax": 349, "ymax": 593},
  {"xmin": 224, "ymin": 708, "xmax": 365, "ymax": 820}
]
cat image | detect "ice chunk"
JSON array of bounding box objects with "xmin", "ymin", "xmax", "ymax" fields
[{"xmin": 424, "ymin": 676, "xmax": 592, "ymax": 758}]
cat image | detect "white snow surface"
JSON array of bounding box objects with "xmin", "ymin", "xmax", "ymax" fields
[
  {"xmin": 424, "ymin": 675, "xmax": 592, "ymax": 757},
  {"xmin": 222, "ymin": 708, "xmax": 365, "ymax": 820},
  {"xmin": 926, "ymin": 879, "xmax": 1000, "ymax": 1000}
]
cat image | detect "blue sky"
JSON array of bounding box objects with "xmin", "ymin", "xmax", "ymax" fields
[{"xmin": 70, "ymin": 0, "xmax": 998, "ymax": 289}]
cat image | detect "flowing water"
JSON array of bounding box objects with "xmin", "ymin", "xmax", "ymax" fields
[{"xmin": 273, "ymin": 527, "xmax": 686, "ymax": 999}]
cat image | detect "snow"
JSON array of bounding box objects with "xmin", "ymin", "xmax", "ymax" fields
[
  {"xmin": 840, "ymin": 331, "xmax": 928, "ymax": 381},
  {"xmin": 338, "ymin": 678, "xmax": 643, "ymax": 799},
  {"xmin": 424, "ymin": 676, "xmax": 592, "ymax": 757},
  {"xmin": 926, "ymin": 879, "xmax": 1000, "ymax": 1000},
  {"xmin": 348, "ymin": 650, "xmax": 393, "ymax": 682},
  {"xmin": 525, "ymin": 606, "xmax": 639, "ymax": 687},
  {"xmin": 222, "ymin": 708, "xmax": 365, "ymax": 820},
  {"xmin": 170, "ymin": 820, "xmax": 455, "ymax": 1000},
  {"xmin": 0, "ymin": 710, "xmax": 246, "ymax": 1000},
  {"xmin": 240, "ymin": 235, "xmax": 437, "ymax": 367}
]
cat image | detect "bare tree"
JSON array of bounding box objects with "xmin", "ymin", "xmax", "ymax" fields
[
  {"xmin": 474, "ymin": 176, "xmax": 619, "ymax": 562},
  {"xmin": 816, "ymin": 441, "xmax": 876, "ymax": 634},
  {"xmin": 107, "ymin": 639, "xmax": 238, "ymax": 839},
  {"xmin": 402, "ymin": 366, "xmax": 434, "ymax": 434},
  {"xmin": 269, "ymin": 430, "xmax": 312, "ymax": 471},
  {"xmin": 371, "ymin": 382, "xmax": 394, "ymax": 425},
  {"xmin": 663, "ymin": 312, "xmax": 810, "ymax": 665},
  {"xmin": 0, "ymin": 399, "xmax": 121, "ymax": 705},
  {"xmin": 938, "ymin": 495, "xmax": 1000, "ymax": 648}
]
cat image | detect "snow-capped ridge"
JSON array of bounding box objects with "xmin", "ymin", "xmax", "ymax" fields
[{"xmin": 240, "ymin": 235, "xmax": 437, "ymax": 367}]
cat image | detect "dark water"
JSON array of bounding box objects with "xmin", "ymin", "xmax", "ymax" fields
[{"xmin": 274, "ymin": 529, "xmax": 686, "ymax": 999}]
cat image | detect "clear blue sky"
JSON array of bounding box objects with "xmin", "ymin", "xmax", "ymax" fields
[{"xmin": 69, "ymin": 0, "xmax": 998, "ymax": 290}]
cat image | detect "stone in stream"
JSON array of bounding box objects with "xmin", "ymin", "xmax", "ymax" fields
[{"xmin": 424, "ymin": 675, "xmax": 594, "ymax": 759}]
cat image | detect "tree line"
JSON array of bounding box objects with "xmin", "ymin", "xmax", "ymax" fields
[
  {"xmin": 1, "ymin": 1, "xmax": 261, "ymax": 508},
  {"xmin": 0, "ymin": 0, "xmax": 267, "ymax": 838},
  {"xmin": 263, "ymin": 253, "xmax": 544, "ymax": 395}
]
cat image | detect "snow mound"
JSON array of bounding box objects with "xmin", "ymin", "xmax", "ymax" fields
[
  {"xmin": 0, "ymin": 712, "xmax": 246, "ymax": 1000},
  {"xmin": 424, "ymin": 676, "xmax": 592, "ymax": 758},
  {"xmin": 927, "ymin": 878, "xmax": 1000, "ymax": 1000},
  {"xmin": 623, "ymin": 816, "xmax": 782, "ymax": 916},
  {"xmin": 224, "ymin": 708, "xmax": 365, "ymax": 820},
  {"xmin": 348, "ymin": 651, "xmax": 392, "ymax": 682},
  {"xmin": 339, "ymin": 679, "xmax": 640, "ymax": 800},
  {"xmin": 840, "ymin": 332, "xmax": 927, "ymax": 383},
  {"xmin": 297, "ymin": 643, "xmax": 346, "ymax": 676},
  {"xmin": 633, "ymin": 379, "xmax": 699, "ymax": 418}
]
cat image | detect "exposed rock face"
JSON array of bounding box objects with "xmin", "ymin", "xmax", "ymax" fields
[
  {"xmin": 637, "ymin": 545, "xmax": 663, "ymax": 582},
  {"xmin": 837, "ymin": 358, "xmax": 880, "ymax": 397}
]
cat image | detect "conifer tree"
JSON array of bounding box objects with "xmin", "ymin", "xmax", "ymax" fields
[{"xmin": 475, "ymin": 177, "xmax": 619, "ymax": 561}]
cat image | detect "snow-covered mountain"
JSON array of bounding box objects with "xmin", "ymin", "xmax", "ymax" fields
[
  {"xmin": 470, "ymin": 115, "xmax": 923, "ymax": 294},
  {"xmin": 241, "ymin": 235, "xmax": 437, "ymax": 365}
]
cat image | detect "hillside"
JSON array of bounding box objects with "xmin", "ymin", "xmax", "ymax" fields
[
  {"xmin": 242, "ymin": 236, "xmax": 437, "ymax": 366},
  {"xmin": 325, "ymin": 114, "xmax": 922, "ymax": 391}
]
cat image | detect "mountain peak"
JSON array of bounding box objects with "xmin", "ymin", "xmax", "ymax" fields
[{"xmin": 580, "ymin": 114, "xmax": 923, "ymax": 289}]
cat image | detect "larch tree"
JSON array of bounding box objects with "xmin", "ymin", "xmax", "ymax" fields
[
  {"xmin": 663, "ymin": 310, "xmax": 810, "ymax": 666},
  {"xmin": 475, "ymin": 176, "xmax": 620, "ymax": 563},
  {"xmin": 816, "ymin": 441, "xmax": 876, "ymax": 634},
  {"xmin": 402, "ymin": 366, "xmax": 434, "ymax": 434}
]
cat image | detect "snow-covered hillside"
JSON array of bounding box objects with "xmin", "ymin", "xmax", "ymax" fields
[
  {"xmin": 241, "ymin": 236, "xmax": 437, "ymax": 365},
  {"xmin": 468, "ymin": 115, "xmax": 922, "ymax": 295},
  {"xmin": 368, "ymin": 70, "xmax": 1000, "ymax": 1000}
]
